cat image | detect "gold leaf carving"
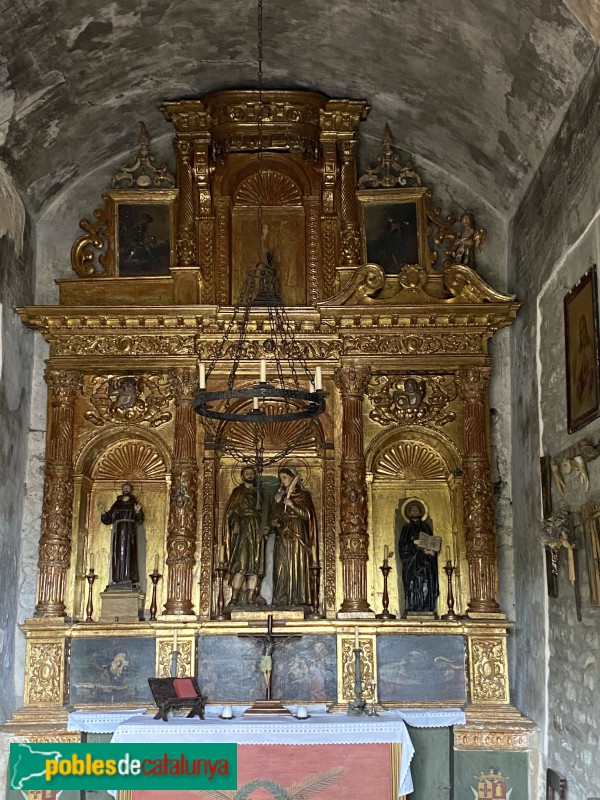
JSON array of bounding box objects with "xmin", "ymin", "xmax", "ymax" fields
[
  {"xmin": 369, "ymin": 375, "xmax": 457, "ymax": 427},
  {"xmin": 55, "ymin": 335, "xmax": 196, "ymax": 357},
  {"xmin": 84, "ymin": 374, "xmax": 174, "ymax": 427},
  {"xmin": 222, "ymin": 401, "xmax": 319, "ymax": 456},
  {"xmin": 374, "ymin": 443, "xmax": 446, "ymax": 479},
  {"xmin": 158, "ymin": 640, "xmax": 192, "ymax": 678},
  {"xmin": 454, "ymin": 730, "xmax": 529, "ymax": 750},
  {"xmin": 234, "ymin": 171, "xmax": 302, "ymax": 206},
  {"xmin": 470, "ymin": 638, "xmax": 509, "ymax": 703},
  {"xmin": 343, "ymin": 333, "xmax": 482, "ymax": 356},
  {"xmin": 27, "ymin": 643, "xmax": 62, "ymax": 704},
  {"xmin": 94, "ymin": 442, "xmax": 167, "ymax": 480},
  {"xmin": 341, "ymin": 637, "xmax": 375, "ymax": 699}
]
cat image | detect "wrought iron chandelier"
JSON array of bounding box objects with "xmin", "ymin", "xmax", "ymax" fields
[{"xmin": 193, "ymin": 0, "xmax": 326, "ymax": 475}]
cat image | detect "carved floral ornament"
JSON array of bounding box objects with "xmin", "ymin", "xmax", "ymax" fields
[
  {"xmin": 368, "ymin": 374, "xmax": 457, "ymax": 427},
  {"xmin": 84, "ymin": 374, "xmax": 174, "ymax": 427}
]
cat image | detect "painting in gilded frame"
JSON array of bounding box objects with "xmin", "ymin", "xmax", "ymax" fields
[
  {"xmin": 357, "ymin": 188, "xmax": 430, "ymax": 274},
  {"xmin": 564, "ymin": 265, "xmax": 600, "ymax": 433},
  {"xmin": 69, "ymin": 636, "xmax": 155, "ymax": 704}
]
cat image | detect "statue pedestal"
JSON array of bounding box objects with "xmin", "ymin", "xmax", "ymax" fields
[{"xmin": 100, "ymin": 587, "xmax": 145, "ymax": 623}]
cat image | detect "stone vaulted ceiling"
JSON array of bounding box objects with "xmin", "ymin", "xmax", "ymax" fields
[{"xmin": 0, "ymin": 0, "xmax": 597, "ymax": 219}]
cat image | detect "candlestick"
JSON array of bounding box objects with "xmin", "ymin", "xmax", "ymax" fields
[
  {"xmin": 376, "ymin": 563, "xmax": 397, "ymax": 620},
  {"xmin": 315, "ymin": 366, "xmax": 322, "ymax": 390},
  {"xmin": 354, "ymin": 626, "xmax": 359, "ymax": 649},
  {"xmin": 84, "ymin": 568, "xmax": 97, "ymax": 623},
  {"xmin": 148, "ymin": 567, "xmax": 162, "ymax": 621},
  {"xmin": 441, "ymin": 560, "xmax": 461, "ymax": 621},
  {"xmin": 199, "ymin": 362, "xmax": 206, "ymax": 389},
  {"xmin": 260, "ymin": 359, "xmax": 267, "ymax": 383}
]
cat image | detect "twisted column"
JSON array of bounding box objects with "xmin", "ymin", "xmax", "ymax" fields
[
  {"xmin": 174, "ymin": 138, "xmax": 196, "ymax": 266},
  {"xmin": 338, "ymin": 139, "xmax": 362, "ymax": 267},
  {"xmin": 35, "ymin": 370, "xmax": 82, "ymax": 617},
  {"xmin": 334, "ymin": 365, "xmax": 372, "ymax": 615},
  {"xmin": 164, "ymin": 368, "xmax": 198, "ymax": 615},
  {"xmin": 456, "ymin": 366, "xmax": 500, "ymax": 614}
]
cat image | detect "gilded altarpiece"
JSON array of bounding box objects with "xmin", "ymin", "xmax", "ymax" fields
[{"xmin": 9, "ymin": 89, "xmax": 533, "ymax": 763}]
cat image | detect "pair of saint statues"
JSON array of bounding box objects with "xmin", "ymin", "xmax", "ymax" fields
[{"xmin": 224, "ymin": 465, "xmax": 318, "ymax": 608}]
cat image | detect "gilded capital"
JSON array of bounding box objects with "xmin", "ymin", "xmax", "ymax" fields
[
  {"xmin": 169, "ymin": 367, "xmax": 197, "ymax": 402},
  {"xmin": 334, "ymin": 365, "xmax": 371, "ymax": 398},
  {"xmin": 456, "ymin": 366, "xmax": 491, "ymax": 401},
  {"xmin": 44, "ymin": 370, "xmax": 83, "ymax": 402}
]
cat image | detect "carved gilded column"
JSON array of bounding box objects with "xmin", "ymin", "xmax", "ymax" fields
[
  {"xmin": 338, "ymin": 139, "xmax": 362, "ymax": 267},
  {"xmin": 456, "ymin": 366, "xmax": 500, "ymax": 614},
  {"xmin": 35, "ymin": 370, "xmax": 82, "ymax": 617},
  {"xmin": 214, "ymin": 196, "xmax": 231, "ymax": 305},
  {"xmin": 174, "ymin": 138, "xmax": 196, "ymax": 266},
  {"xmin": 164, "ymin": 368, "xmax": 198, "ymax": 616},
  {"xmin": 199, "ymin": 456, "xmax": 215, "ymax": 619},
  {"xmin": 303, "ymin": 195, "xmax": 321, "ymax": 304},
  {"xmin": 194, "ymin": 137, "xmax": 214, "ymax": 303},
  {"xmin": 334, "ymin": 366, "xmax": 373, "ymax": 615}
]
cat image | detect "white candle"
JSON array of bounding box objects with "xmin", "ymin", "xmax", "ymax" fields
[
  {"xmin": 173, "ymin": 630, "xmax": 178, "ymax": 652},
  {"xmin": 309, "ymin": 381, "xmax": 315, "ymax": 393},
  {"xmin": 199, "ymin": 363, "xmax": 206, "ymax": 389},
  {"xmin": 253, "ymin": 395, "xmax": 259, "ymax": 410},
  {"xmin": 315, "ymin": 366, "xmax": 322, "ymax": 390},
  {"xmin": 154, "ymin": 554, "xmax": 159, "ymax": 572},
  {"xmin": 219, "ymin": 545, "xmax": 226, "ymax": 563},
  {"xmin": 383, "ymin": 545, "xmax": 389, "ymax": 563},
  {"xmin": 260, "ymin": 359, "xmax": 267, "ymax": 383},
  {"xmin": 354, "ymin": 626, "xmax": 359, "ymax": 649},
  {"xmin": 89, "ymin": 552, "xmax": 95, "ymax": 571},
  {"xmin": 446, "ymin": 545, "xmax": 451, "ymax": 563}
]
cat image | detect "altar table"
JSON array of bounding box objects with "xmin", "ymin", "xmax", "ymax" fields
[{"xmin": 111, "ymin": 712, "xmax": 415, "ymax": 798}]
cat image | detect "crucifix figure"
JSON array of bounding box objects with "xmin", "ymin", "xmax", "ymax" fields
[{"xmin": 239, "ymin": 614, "xmax": 301, "ymax": 712}]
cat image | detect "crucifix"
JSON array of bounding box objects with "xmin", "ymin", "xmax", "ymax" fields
[{"xmin": 238, "ymin": 614, "xmax": 301, "ymax": 715}]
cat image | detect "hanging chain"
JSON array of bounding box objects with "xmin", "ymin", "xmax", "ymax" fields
[{"xmin": 257, "ymin": 0, "xmax": 264, "ymax": 262}]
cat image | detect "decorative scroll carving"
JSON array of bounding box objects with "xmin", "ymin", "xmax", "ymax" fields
[
  {"xmin": 368, "ymin": 375, "xmax": 457, "ymax": 427},
  {"xmin": 324, "ymin": 459, "xmax": 337, "ymax": 612},
  {"xmin": 305, "ymin": 196, "xmax": 321, "ymax": 304},
  {"xmin": 374, "ymin": 442, "xmax": 446, "ymax": 480},
  {"xmin": 84, "ymin": 374, "xmax": 174, "ymax": 427},
  {"xmin": 321, "ymin": 216, "xmax": 338, "ymax": 297},
  {"xmin": 318, "ymin": 264, "xmax": 385, "ymax": 308},
  {"xmin": 343, "ymin": 332, "xmax": 483, "ymax": 356},
  {"xmin": 358, "ymin": 124, "xmax": 422, "ymax": 189},
  {"xmin": 198, "ymin": 217, "xmax": 215, "ymax": 303},
  {"xmin": 428, "ymin": 206, "xmax": 486, "ymax": 269},
  {"xmin": 26, "ymin": 643, "xmax": 62, "ymax": 704},
  {"xmin": 334, "ymin": 366, "xmax": 372, "ymax": 614},
  {"xmin": 469, "ymin": 637, "xmax": 509, "ymax": 703},
  {"xmin": 36, "ymin": 370, "xmax": 82, "ymax": 617},
  {"xmin": 71, "ymin": 207, "xmax": 108, "ymax": 277},
  {"xmin": 457, "ymin": 366, "xmax": 499, "ymax": 614},
  {"xmin": 164, "ymin": 368, "xmax": 198, "ymax": 615},
  {"xmin": 158, "ymin": 639, "xmax": 192, "ymax": 678},
  {"xmin": 341, "ymin": 636, "xmax": 375, "ymax": 699},
  {"xmin": 454, "ymin": 729, "xmax": 529, "ymax": 750},
  {"xmin": 214, "ymin": 196, "xmax": 231, "ymax": 305},
  {"xmin": 93, "ymin": 442, "xmax": 167, "ymax": 481},
  {"xmin": 55, "ymin": 335, "xmax": 196, "ymax": 357},
  {"xmin": 196, "ymin": 339, "xmax": 343, "ymax": 362},
  {"xmin": 200, "ymin": 458, "xmax": 215, "ymax": 619},
  {"xmin": 112, "ymin": 122, "xmax": 175, "ymax": 189}
]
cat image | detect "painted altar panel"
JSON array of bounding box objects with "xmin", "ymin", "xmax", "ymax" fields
[
  {"xmin": 376, "ymin": 634, "xmax": 466, "ymax": 704},
  {"xmin": 69, "ymin": 636, "xmax": 155, "ymax": 704}
]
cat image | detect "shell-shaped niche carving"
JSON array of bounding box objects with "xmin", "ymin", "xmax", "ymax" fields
[
  {"xmin": 221, "ymin": 400, "xmax": 319, "ymax": 456},
  {"xmin": 234, "ymin": 171, "xmax": 303, "ymax": 206},
  {"xmin": 93, "ymin": 442, "xmax": 167, "ymax": 480},
  {"xmin": 375, "ymin": 442, "xmax": 446, "ymax": 480}
]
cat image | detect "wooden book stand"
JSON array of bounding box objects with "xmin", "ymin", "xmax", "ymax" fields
[{"xmin": 148, "ymin": 677, "xmax": 208, "ymax": 722}]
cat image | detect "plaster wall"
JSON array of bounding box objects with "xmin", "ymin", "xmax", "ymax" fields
[
  {"xmin": 510, "ymin": 50, "xmax": 600, "ymax": 797},
  {"xmin": 0, "ymin": 165, "xmax": 33, "ymax": 723}
]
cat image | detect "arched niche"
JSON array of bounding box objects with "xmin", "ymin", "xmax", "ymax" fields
[
  {"xmin": 206, "ymin": 396, "xmax": 335, "ymax": 616},
  {"xmin": 212, "ymin": 153, "xmax": 322, "ymax": 306},
  {"xmin": 69, "ymin": 426, "xmax": 172, "ymax": 621},
  {"xmin": 366, "ymin": 426, "xmax": 467, "ymax": 617}
]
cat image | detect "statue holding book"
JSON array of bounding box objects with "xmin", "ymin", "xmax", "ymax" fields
[{"xmin": 397, "ymin": 498, "xmax": 440, "ymax": 614}]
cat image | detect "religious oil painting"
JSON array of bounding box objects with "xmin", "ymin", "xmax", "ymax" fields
[
  {"xmin": 117, "ymin": 202, "xmax": 172, "ymax": 277},
  {"xmin": 358, "ymin": 188, "xmax": 428, "ymax": 274},
  {"xmin": 69, "ymin": 636, "xmax": 154, "ymax": 704},
  {"xmin": 197, "ymin": 634, "xmax": 337, "ymax": 703},
  {"xmin": 564, "ymin": 265, "xmax": 600, "ymax": 433},
  {"xmin": 376, "ymin": 634, "xmax": 466, "ymax": 703}
]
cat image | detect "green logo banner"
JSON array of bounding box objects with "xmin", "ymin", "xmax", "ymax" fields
[{"xmin": 10, "ymin": 742, "xmax": 237, "ymax": 791}]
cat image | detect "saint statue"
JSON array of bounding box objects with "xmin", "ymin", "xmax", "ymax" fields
[
  {"xmin": 101, "ymin": 483, "xmax": 144, "ymax": 586},
  {"xmin": 224, "ymin": 466, "xmax": 266, "ymax": 606},
  {"xmin": 397, "ymin": 499, "xmax": 439, "ymax": 614},
  {"xmin": 270, "ymin": 466, "xmax": 318, "ymax": 607}
]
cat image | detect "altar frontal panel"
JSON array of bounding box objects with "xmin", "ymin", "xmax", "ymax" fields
[
  {"xmin": 377, "ymin": 634, "xmax": 466, "ymax": 703},
  {"xmin": 130, "ymin": 743, "xmax": 395, "ymax": 800},
  {"xmin": 197, "ymin": 634, "xmax": 337, "ymax": 703},
  {"xmin": 69, "ymin": 636, "xmax": 155, "ymax": 704}
]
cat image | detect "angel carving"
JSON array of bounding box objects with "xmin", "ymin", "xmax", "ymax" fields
[{"xmin": 448, "ymin": 212, "xmax": 486, "ymax": 267}]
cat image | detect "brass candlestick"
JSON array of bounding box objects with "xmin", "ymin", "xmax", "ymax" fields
[
  {"xmin": 441, "ymin": 560, "xmax": 461, "ymax": 620},
  {"xmin": 148, "ymin": 569, "xmax": 162, "ymax": 622},
  {"xmin": 376, "ymin": 563, "xmax": 396, "ymax": 620},
  {"xmin": 347, "ymin": 647, "xmax": 368, "ymax": 716},
  {"xmin": 85, "ymin": 568, "xmax": 97, "ymax": 623},
  {"xmin": 215, "ymin": 563, "xmax": 230, "ymax": 620},
  {"xmin": 307, "ymin": 562, "xmax": 324, "ymax": 619}
]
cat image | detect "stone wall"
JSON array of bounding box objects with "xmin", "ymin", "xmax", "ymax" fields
[
  {"xmin": 510, "ymin": 49, "xmax": 600, "ymax": 798},
  {"xmin": 0, "ymin": 166, "xmax": 33, "ymax": 723}
]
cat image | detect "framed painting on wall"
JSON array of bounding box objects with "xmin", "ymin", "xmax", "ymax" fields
[{"xmin": 564, "ymin": 265, "xmax": 600, "ymax": 433}]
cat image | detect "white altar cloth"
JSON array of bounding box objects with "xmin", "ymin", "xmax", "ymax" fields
[
  {"xmin": 67, "ymin": 708, "xmax": 148, "ymax": 733},
  {"xmin": 112, "ymin": 713, "xmax": 417, "ymax": 794}
]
